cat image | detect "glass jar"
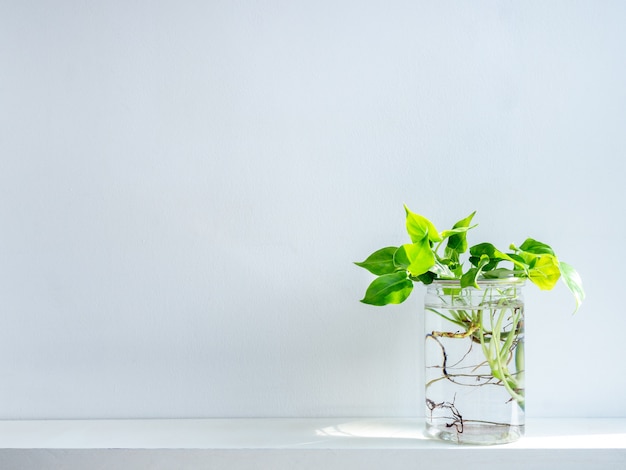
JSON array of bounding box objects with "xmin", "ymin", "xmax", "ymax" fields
[{"xmin": 423, "ymin": 279, "xmax": 525, "ymax": 445}]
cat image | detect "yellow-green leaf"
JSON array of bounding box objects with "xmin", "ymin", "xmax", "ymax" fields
[
  {"xmin": 443, "ymin": 211, "xmax": 476, "ymax": 254},
  {"xmin": 528, "ymin": 254, "xmax": 561, "ymax": 290},
  {"xmin": 397, "ymin": 240, "xmax": 436, "ymax": 277},
  {"xmin": 404, "ymin": 205, "xmax": 442, "ymax": 243}
]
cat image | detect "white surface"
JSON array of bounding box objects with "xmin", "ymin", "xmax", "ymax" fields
[
  {"xmin": 0, "ymin": 418, "xmax": 625, "ymax": 449},
  {"xmin": 0, "ymin": 419, "xmax": 624, "ymax": 470},
  {"xmin": 1, "ymin": 1, "xmax": 625, "ymax": 420}
]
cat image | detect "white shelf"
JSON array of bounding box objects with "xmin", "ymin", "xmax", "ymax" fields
[{"xmin": 0, "ymin": 418, "xmax": 624, "ymax": 469}]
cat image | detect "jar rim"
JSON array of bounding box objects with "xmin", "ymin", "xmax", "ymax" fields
[{"xmin": 431, "ymin": 277, "xmax": 526, "ymax": 286}]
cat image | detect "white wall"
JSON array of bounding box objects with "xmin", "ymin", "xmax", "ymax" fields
[{"xmin": 0, "ymin": 0, "xmax": 624, "ymax": 419}]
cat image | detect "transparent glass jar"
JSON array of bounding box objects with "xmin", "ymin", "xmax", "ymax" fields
[{"xmin": 424, "ymin": 279, "xmax": 525, "ymax": 445}]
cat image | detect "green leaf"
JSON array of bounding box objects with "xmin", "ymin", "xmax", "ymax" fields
[
  {"xmin": 396, "ymin": 240, "xmax": 436, "ymax": 277},
  {"xmin": 516, "ymin": 238, "xmax": 556, "ymax": 256},
  {"xmin": 460, "ymin": 268, "xmax": 479, "ymax": 288},
  {"xmin": 559, "ymin": 261, "xmax": 585, "ymax": 313},
  {"xmin": 469, "ymin": 243, "xmax": 504, "ymax": 271},
  {"xmin": 354, "ymin": 247, "xmax": 399, "ymax": 275},
  {"xmin": 507, "ymin": 253, "xmax": 528, "ymax": 267},
  {"xmin": 360, "ymin": 271, "xmax": 414, "ymax": 306},
  {"xmin": 416, "ymin": 271, "xmax": 436, "ymax": 284},
  {"xmin": 470, "ymin": 243, "xmax": 528, "ymax": 272},
  {"xmin": 460, "ymin": 254, "xmax": 490, "ymax": 288},
  {"xmin": 470, "ymin": 242, "xmax": 500, "ymax": 259},
  {"xmin": 404, "ymin": 205, "xmax": 442, "ymax": 243},
  {"xmin": 443, "ymin": 211, "xmax": 476, "ymax": 254}
]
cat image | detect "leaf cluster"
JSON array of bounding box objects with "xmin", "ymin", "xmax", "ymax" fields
[{"xmin": 355, "ymin": 206, "xmax": 585, "ymax": 312}]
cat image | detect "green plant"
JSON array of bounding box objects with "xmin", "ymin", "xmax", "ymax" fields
[
  {"xmin": 356, "ymin": 207, "xmax": 585, "ymax": 413},
  {"xmin": 355, "ymin": 205, "xmax": 584, "ymax": 312}
]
